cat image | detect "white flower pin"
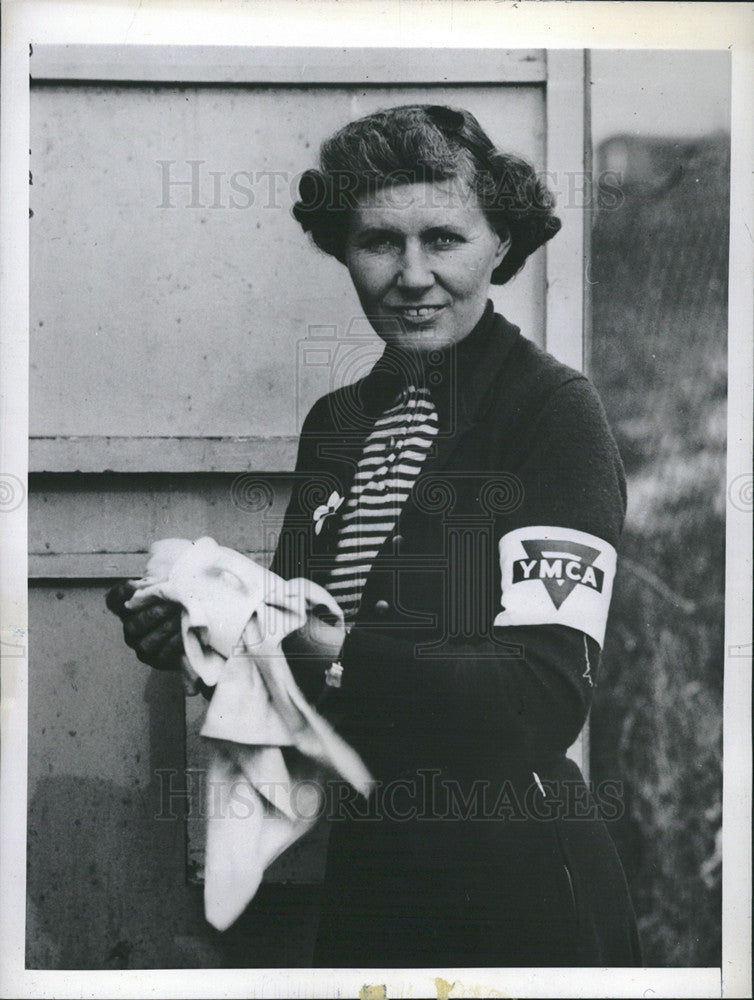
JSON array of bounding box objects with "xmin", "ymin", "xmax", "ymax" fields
[{"xmin": 313, "ymin": 490, "xmax": 344, "ymax": 535}]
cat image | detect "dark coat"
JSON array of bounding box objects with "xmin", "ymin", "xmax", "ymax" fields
[{"xmin": 270, "ymin": 303, "xmax": 641, "ymax": 967}]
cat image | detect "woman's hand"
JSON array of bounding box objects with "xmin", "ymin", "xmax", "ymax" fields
[{"xmin": 105, "ymin": 580, "xmax": 185, "ymax": 671}]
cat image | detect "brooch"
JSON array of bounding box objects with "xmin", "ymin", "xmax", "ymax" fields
[
  {"xmin": 325, "ymin": 661, "xmax": 344, "ymax": 688},
  {"xmin": 313, "ymin": 490, "xmax": 344, "ymax": 535}
]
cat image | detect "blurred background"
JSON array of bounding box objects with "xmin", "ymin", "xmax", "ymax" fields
[{"xmin": 588, "ymin": 50, "xmax": 729, "ymax": 966}]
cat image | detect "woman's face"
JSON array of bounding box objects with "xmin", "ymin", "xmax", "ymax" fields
[{"xmin": 345, "ymin": 178, "xmax": 510, "ymax": 352}]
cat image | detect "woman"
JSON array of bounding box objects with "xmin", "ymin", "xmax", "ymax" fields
[{"xmin": 108, "ymin": 104, "xmax": 641, "ymax": 968}]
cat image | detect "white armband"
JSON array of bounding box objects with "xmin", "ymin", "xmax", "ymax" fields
[{"xmin": 493, "ymin": 525, "xmax": 618, "ymax": 648}]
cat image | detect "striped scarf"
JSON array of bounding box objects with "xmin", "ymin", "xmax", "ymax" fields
[{"xmin": 325, "ymin": 384, "xmax": 439, "ymax": 619}]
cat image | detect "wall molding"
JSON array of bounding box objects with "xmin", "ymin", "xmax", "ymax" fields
[
  {"xmin": 30, "ymin": 44, "xmax": 546, "ymax": 85},
  {"xmin": 29, "ymin": 436, "xmax": 300, "ymax": 473}
]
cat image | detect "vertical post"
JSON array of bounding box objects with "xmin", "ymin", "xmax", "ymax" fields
[
  {"xmin": 545, "ymin": 49, "xmax": 589, "ymax": 371},
  {"xmin": 545, "ymin": 49, "xmax": 591, "ymax": 778}
]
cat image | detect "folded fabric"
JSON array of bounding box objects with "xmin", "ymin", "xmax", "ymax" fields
[{"xmin": 126, "ymin": 536, "xmax": 374, "ymax": 930}]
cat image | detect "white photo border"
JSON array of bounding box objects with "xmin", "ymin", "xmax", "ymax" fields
[{"xmin": 1, "ymin": 2, "xmax": 751, "ymax": 998}]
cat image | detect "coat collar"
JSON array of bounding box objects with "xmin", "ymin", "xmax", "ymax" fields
[
  {"xmin": 309, "ymin": 302, "xmax": 522, "ymax": 554},
  {"xmin": 357, "ymin": 300, "xmax": 519, "ymax": 433}
]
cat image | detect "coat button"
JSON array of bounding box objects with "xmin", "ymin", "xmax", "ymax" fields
[
  {"xmin": 374, "ymin": 599, "xmax": 390, "ymax": 616},
  {"xmin": 392, "ymin": 534, "xmax": 405, "ymax": 551}
]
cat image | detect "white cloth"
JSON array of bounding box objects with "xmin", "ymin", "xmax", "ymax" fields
[{"xmin": 126, "ymin": 536, "xmax": 373, "ymax": 930}]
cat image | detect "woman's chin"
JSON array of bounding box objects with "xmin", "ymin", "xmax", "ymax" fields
[
  {"xmin": 377, "ymin": 322, "xmax": 457, "ymax": 353},
  {"xmin": 397, "ymin": 333, "xmax": 446, "ymax": 353}
]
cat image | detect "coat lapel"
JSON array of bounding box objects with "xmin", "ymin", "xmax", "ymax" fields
[
  {"xmin": 402, "ymin": 307, "xmax": 520, "ymax": 510},
  {"xmin": 303, "ymin": 383, "xmax": 381, "ymax": 550}
]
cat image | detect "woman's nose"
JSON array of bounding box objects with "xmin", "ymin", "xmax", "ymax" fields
[{"xmin": 396, "ymin": 243, "xmax": 434, "ymax": 290}]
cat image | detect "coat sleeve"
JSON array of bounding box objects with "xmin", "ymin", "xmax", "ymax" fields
[{"xmin": 335, "ymin": 376, "xmax": 627, "ymax": 764}]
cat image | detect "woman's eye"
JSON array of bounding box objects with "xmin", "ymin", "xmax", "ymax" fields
[
  {"xmin": 364, "ymin": 235, "xmax": 400, "ymax": 252},
  {"xmin": 428, "ymin": 232, "xmax": 462, "ymax": 248}
]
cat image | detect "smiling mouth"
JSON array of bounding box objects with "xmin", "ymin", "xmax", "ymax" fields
[{"xmin": 391, "ymin": 305, "xmax": 446, "ymax": 322}]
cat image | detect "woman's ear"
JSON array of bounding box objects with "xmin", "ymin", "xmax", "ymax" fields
[{"xmin": 493, "ymin": 232, "xmax": 512, "ymax": 268}]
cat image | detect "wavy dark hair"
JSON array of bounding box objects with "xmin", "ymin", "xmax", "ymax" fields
[{"xmin": 292, "ymin": 104, "xmax": 561, "ymax": 285}]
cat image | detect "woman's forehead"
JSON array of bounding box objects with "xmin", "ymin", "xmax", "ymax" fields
[{"xmin": 349, "ymin": 178, "xmax": 485, "ymax": 229}]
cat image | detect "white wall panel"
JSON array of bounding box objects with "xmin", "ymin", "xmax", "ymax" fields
[{"xmin": 31, "ymin": 84, "xmax": 544, "ymax": 442}]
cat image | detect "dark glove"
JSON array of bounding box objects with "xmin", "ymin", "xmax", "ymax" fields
[{"xmin": 105, "ymin": 580, "xmax": 184, "ymax": 671}]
